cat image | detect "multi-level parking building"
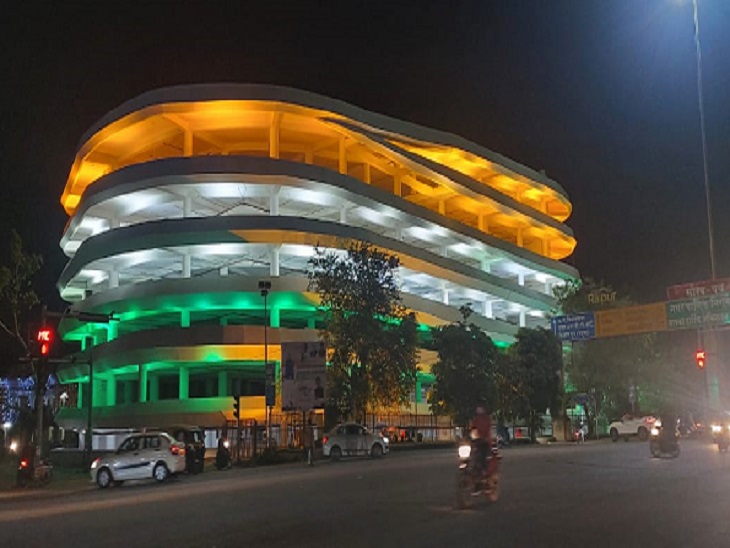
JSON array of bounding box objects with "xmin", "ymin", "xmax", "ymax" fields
[{"xmin": 54, "ymin": 84, "xmax": 578, "ymax": 440}]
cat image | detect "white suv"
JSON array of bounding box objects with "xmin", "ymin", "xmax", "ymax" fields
[
  {"xmin": 90, "ymin": 432, "xmax": 186, "ymax": 488},
  {"xmin": 608, "ymin": 414, "xmax": 656, "ymax": 442}
]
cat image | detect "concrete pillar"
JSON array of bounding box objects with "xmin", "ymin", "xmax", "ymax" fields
[
  {"xmin": 394, "ymin": 174, "xmax": 402, "ymax": 196},
  {"xmin": 517, "ymin": 228, "xmax": 524, "ymax": 248},
  {"xmin": 149, "ymin": 375, "xmax": 159, "ymax": 402},
  {"xmin": 518, "ymin": 273, "xmax": 525, "ymax": 286},
  {"xmin": 363, "ymin": 163, "xmax": 371, "ymax": 184},
  {"xmin": 181, "ymin": 309, "xmax": 191, "ymax": 328},
  {"xmin": 270, "ymin": 307, "xmax": 280, "ymax": 328},
  {"xmin": 107, "ymin": 321, "xmax": 118, "ymax": 342},
  {"xmin": 269, "ymin": 113, "xmax": 281, "ymax": 159},
  {"xmin": 481, "ymin": 258, "xmax": 491, "ymax": 274},
  {"xmin": 340, "ymin": 207, "xmax": 348, "ymax": 224},
  {"xmin": 110, "ymin": 218, "xmax": 120, "ymax": 229},
  {"xmin": 519, "ymin": 311, "xmax": 526, "ymax": 328},
  {"xmin": 483, "ymin": 301, "xmax": 493, "ymax": 319},
  {"xmin": 442, "ymin": 287, "xmax": 449, "ymax": 306},
  {"xmin": 124, "ymin": 381, "xmax": 133, "ymax": 404},
  {"xmin": 92, "ymin": 377, "xmax": 103, "ymax": 407},
  {"xmin": 270, "ymin": 187, "xmax": 280, "ymax": 216},
  {"xmin": 183, "ymin": 194, "xmax": 192, "ymax": 217},
  {"xmin": 183, "ymin": 129, "xmax": 193, "ymax": 156},
  {"xmin": 108, "ymin": 269, "xmax": 119, "ymax": 289},
  {"xmin": 218, "ymin": 371, "xmax": 228, "ymax": 397},
  {"xmin": 182, "ymin": 253, "xmax": 191, "ymax": 278},
  {"xmin": 270, "ymin": 245, "xmax": 280, "ymax": 276},
  {"xmin": 220, "ymin": 266, "xmax": 229, "ymax": 276},
  {"xmin": 106, "ymin": 375, "xmax": 116, "ymax": 406},
  {"xmin": 338, "ymin": 137, "xmax": 347, "ymax": 174},
  {"xmin": 478, "ymin": 215, "xmax": 487, "ymax": 232},
  {"xmin": 179, "ymin": 367, "xmax": 189, "ymax": 401},
  {"xmin": 438, "ymin": 200, "xmax": 446, "ymax": 215},
  {"xmin": 138, "ymin": 365, "xmax": 148, "ymax": 403}
]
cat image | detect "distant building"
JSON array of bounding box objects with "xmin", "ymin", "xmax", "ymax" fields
[{"xmin": 54, "ymin": 85, "xmax": 578, "ymax": 436}]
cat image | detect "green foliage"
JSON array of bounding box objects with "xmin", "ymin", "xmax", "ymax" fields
[
  {"xmin": 0, "ymin": 230, "xmax": 42, "ymax": 357},
  {"xmin": 308, "ymin": 241, "xmax": 418, "ymax": 421},
  {"xmin": 556, "ymin": 278, "xmax": 658, "ymax": 422},
  {"xmin": 509, "ymin": 327, "xmax": 563, "ymax": 429},
  {"xmin": 429, "ymin": 306, "xmax": 498, "ymax": 429}
]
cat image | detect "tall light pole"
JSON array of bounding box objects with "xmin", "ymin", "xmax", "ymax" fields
[
  {"xmin": 692, "ymin": 0, "xmax": 716, "ymax": 279},
  {"xmin": 259, "ymin": 280, "xmax": 272, "ymax": 446}
]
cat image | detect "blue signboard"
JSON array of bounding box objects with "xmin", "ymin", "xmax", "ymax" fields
[{"xmin": 551, "ymin": 312, "xmax": 596, "ymax": 342}]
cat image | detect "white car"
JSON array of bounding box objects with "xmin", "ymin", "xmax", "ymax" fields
[
  {"xmin": 90, "ymin": 432, "xmax": 186, "ymax": 488},
  {"xmin": 608, "ymin": 414, "xmax": 656, "ymax": 442},
  {"xmin": 322, "ymin": 423, "xmax": 389, "ymax": 460}
]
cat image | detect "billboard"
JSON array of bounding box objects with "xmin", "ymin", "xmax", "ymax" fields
[
  {"xmin": 281, "ymin": 341, "xmax": 327, "ymax": 411},
  {"xmin": 667, "ymin": 278, "xmax": 730, "ymax": 301},
  {"xmin": 666, "ymin": 294, "xmax": 730, "ymax": 330},
  {"xmin": 594, "ymin": 303, "xmax": 667, "ymax": 338}
]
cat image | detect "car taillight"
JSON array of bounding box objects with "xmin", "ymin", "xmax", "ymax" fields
[
  {"xmin": 322, "ymin": 436, "xmax": 328, "ymax": 445},
  {"xmin": 170, "ymin": 445, "xmax": 184, "ymax": 456},
  {"xmin": 19, "ymin": 459, "xmax": 28, "ymax": 468}
]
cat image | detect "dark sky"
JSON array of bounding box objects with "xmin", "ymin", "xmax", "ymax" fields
[{"xmin": 2, "ymin": 0, "xmax": 730, "ymax": 306}]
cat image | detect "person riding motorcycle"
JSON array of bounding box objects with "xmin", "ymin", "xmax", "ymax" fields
[{"xmin": 470, "ymin": 405, "xmax": 492, "ymax": 491}]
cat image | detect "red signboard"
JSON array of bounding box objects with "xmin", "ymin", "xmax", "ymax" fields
[{"xmin": 667, "ymin": 278, "xmax": 730, "ymax": 301}]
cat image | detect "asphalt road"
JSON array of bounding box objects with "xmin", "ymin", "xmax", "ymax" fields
[{"xmin": 1, "ymin": 438, "xmax": 729, "ymax": 548}]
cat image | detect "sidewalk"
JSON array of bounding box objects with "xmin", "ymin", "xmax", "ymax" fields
[{"xmin": 0, "ymin": 460, "xmax": 92, "ymax": 500}]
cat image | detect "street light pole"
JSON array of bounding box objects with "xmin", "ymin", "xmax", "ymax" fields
[
  {"xmin": 259, "ymin": 280, "xmax": 272, "ymax": 447},
  {"xmin": 692, "ymin": 0, "xmax": 716, "ymax": 280}
]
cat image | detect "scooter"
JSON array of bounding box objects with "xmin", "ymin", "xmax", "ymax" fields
[
  {"xmin": 649, "ymin": 420, "xmax": 680, "ymax": 459},
  {"xmin": 455, "ymin": 430, "xmax": 501, "ymax": 509},
  {"xmin": 215, "ymin": 438, "xmax": 232, "ymax": 470},
  {"xmin": 16, "ymin": 455, "xmax": 53, "ymax": 487},
  {"xmin": 711, "ymin": 423, "xmax": 730, "ymax": 452}
]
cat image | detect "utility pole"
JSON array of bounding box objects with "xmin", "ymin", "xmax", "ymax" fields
[{"xmin": 259, "ymin": 281, "xmax": 272, "ymax": 447}]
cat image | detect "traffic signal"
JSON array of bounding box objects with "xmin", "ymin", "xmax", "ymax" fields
[
  {"xmin": 37, "ymin": 328, "xmax": 54, "ymax": 357},
  {"xmin": 696, "ymin": 349, "xmax": 706, "ymax": 369},
  {"xmin": 232, "ymin": 395, "xmax": 240, "ymax": 419}
]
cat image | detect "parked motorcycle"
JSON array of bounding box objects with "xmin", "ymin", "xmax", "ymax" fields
[
  {"xmin": 711, "ymin": 423, "xmax": 730, "ymax": 452},
  {"xmin": 649, "ymin": 420, "xmax": 680, "ymax": 459},
  {"xmin": 16, "ymin": 452, "xmax": 53, "ymax": 487},
  {"xmin": 456, "ymin": 430, "xmax": 501, "ymax": 509},
  {"xmin": 215, "ymin": 438, "xmax": 232, "ymax": 470}
]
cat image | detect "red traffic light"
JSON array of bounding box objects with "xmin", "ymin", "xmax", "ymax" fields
[
  {"xmin": 696, "ymin": 349, "xmax": 706, "ymax": 369},
  {"xmin": 37, "ymin": 328, "xmax": 53, "ymax": 356}
]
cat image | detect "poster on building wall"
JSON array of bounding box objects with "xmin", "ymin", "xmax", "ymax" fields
[{"xmin": 281, "ymin": 341, "xmax": 327, "ymax": 411}]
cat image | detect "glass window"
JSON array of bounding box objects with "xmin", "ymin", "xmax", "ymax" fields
[
  {"xmin": 144, "ymin": 435, "xmax": 161, "ymax": 450},
  {"xmin": 118, "ymin": 437, "xmax": 140, "ymax": 452},
  {"xmin": 345, "ymin": 425, "xmax": 361, "ymax": 436}
]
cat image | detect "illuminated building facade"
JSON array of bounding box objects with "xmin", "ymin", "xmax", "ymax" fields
[{"xmin": 54, "ymin": 84, "xmax": 578, "ymax": 433}]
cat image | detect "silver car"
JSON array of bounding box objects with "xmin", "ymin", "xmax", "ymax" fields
[
  {"xmin": 322, "ymin": 423, "xmax": 389, "ymax": 460},
  {"xmin": 90, "ymin": 432, "xmax": 186, "ymax": 488}
]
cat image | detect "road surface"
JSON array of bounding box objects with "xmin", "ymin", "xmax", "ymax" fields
[{"xmin": 1, "ymin": 438, "xmax": 728, "ymax": 547}]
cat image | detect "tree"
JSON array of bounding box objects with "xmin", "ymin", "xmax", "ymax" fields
[
  {"xmin": 429, "ymin": 306, "xmax": 498, "ymax": 429},
  {"xmin": 0, "ymin": 231, "xmax": 45, "ymax": 450},
  {"xmin": 555, "ymin": 278, "xmax": 656, "ymax": 426},
  {"xmin": 509, "ymin": 327, "xmax": 563, "ymax": 439},
  {"xmin": 308, "ymin": 241, "xmax": 418, "ymax": 423}
]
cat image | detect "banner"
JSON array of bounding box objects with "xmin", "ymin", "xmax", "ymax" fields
[{"xmin": 281, "ymin": 341, "xmax": 327, "ymax": 411}]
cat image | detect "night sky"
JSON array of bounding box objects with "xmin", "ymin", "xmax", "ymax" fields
[{"xmin": 2, "ymin": 0, "xmax": 730, "ymax": 307}]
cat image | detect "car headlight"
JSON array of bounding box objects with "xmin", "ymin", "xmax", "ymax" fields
[
  {"xmin": 223, "ymin": 440, "xmax": 230, "ymax": 449},
  {"xmin": 712, "ymin": 424, "xmax": 721, "ymax": 433},
  {"xmin": 90, "ymin": 458, "xmax": 100, "ymax": 469},
  {"xmin": 458, "ymin": 445, "xmax": 472, "ymax": 459},
  {"xmin": 651, "ymin": 428, "xmax": 660, "ymax": 436},
  {"xmin": 383, "ymin": 437, "xmax": 389, "ymax": 444},
  {"xmin": 654, "ymin": 420, "xmax": 662, "ymax": 428}
]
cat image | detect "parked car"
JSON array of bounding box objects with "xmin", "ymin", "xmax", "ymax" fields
[
  {"xmin": 90, "ymin": 432, "xmax": 186, "ymax": 488},
  {"xmin": 608, "ymin": 414, "xmax": 656, "ymax": 442},
  {"xmin": 322, "ymin": 423, "xmax": 389, "ymax": 460},
  {"xmin": 166, "ymin": 425, "xmax": 206, "ymax": 473}
]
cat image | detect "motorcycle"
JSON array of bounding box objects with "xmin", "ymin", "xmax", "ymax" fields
[
  {"xmin": 711, "ymin": 423, "xmax": 730, "ymax": 452},
  {"xmin": 16, "ymin": 454, "xmax": 53, "ymax": 487},
  {"xmin": 649, "ymin": 420, "xmax": 680, "ymax": 459},
  {"xmin": 215, "ymin": 438, "xmax": 233, "ymax": 470},
  {"xmin": 456, "ymin": 431, "xmax": 501, "ymax": 509}
]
